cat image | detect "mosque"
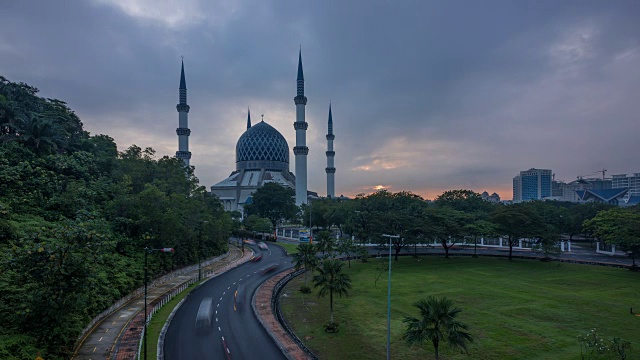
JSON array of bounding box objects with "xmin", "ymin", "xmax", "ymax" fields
[{"xmin": 174, "ymin": 51, "xmax": 337, "ymax": 213}]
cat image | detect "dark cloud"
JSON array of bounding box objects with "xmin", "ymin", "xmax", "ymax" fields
[{"xmin": 2, "ymin": 0, "xmax": 639, "ymax": 199}]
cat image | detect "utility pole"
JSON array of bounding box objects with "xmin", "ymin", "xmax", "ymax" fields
[{"xmin": 382, "ymin": 234, "xmax": 400, "ymax": 360}]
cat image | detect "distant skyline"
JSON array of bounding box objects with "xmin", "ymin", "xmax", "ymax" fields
[{"xmin": 1, "ymin": 0, "xmax": 639, "ymax": 200}]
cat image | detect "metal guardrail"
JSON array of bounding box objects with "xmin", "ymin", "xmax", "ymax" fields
[{"xmin": 272, "ymin": 268, "xmax": 319, "ymax": 360}]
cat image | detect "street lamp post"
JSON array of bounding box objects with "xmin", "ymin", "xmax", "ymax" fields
[
  {"xmin": 144, "ymin": 247, "xmax": 174, "ymax": 360},
  {"xmin": 199, "ymin": 221, "xmax": 208, "ymax": 281},
  {"xmin": 382, "ymin": 234, "xmax": 400, "ymax": 360}
]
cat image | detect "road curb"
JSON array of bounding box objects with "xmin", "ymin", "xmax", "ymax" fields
[{"xmin": 252, "ymin": 268, "xmax": 313, "ymax": 360}]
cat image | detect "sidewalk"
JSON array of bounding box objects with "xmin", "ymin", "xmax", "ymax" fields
[{"xmin": 73, "ymin": 246, "xmax": 245, "ymax": 360}]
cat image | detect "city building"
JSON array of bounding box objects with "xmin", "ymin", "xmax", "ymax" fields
[
  {"xmin": 612, "ymin": 173, "xmax": 640, "ymax": 200},
  {"xmin": 574, "ymin": 188, "xmax": 629, "ymax": 206},
  {"xmin": 512, "ymin": 168, "xmax": 552, "ymax": 202},
  {"xmin": 481, "ymin": 191, "xmax": 500, "ymax": 203}
]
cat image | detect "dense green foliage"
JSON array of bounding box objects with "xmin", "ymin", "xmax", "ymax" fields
[
  {"xmin": 306, "ymin": 189, "xmax": 639, "ymax": 264},
  {"xmin": 244, "ymin": 182, "xmax": 297, "ymax": 227},
  {"xmin": 0, "ymin": 76, "xmax": 234, "ymax": 359}
]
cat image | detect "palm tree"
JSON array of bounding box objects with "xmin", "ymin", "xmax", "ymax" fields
[
  {"xmin": 315, "ymin": 230, "xmax": 335, "ymax": 258},
  {"xmin": 292, "ymin": 243, "xmax": 317, "ymax": 287},
  {"xmin": 336, "ymin": 238, "xmax": 356, "ymax": 267},
  {"xmin": 312, "ymin": 259, "xmax": 352, "ymax": 324},
  {"xmin": 403, "ymin": 296, "xmax": 473, "ymax": 360}
]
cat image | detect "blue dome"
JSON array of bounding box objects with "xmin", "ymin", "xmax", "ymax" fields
[{"xmin": 236, "ymin": 121, "xmax": 289, "ymax": 171}]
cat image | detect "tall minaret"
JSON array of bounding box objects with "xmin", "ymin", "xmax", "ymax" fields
[
  {"xmin": 246, "ymin": 107, "xmax": 252, "ymax": 130},
  {"xmin": 176, "ymin": 59, "xmax": 191, "ymax": 166},
  {"xmin": 325, "ymin": 104, "xmax": 335, "ymax": 198},
  {"xmin": 293, "ymin": 50, "xmax": 308, "ymax": 205}
]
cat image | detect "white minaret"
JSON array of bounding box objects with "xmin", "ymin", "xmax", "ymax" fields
[
  {"xmin": 325, "ymin": 104, "xmax": 335, "ymax": 198},
  {"xmin": 293, "ymin": 50, "xmax": 308, "ymax": 205},
  {"xmin": 176, "ymin": 59, "xmax": 191, "ymax": 165}
]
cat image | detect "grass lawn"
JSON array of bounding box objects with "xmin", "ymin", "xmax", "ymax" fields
[
  {"xmin": 146, "ymin": 281, "xmax": 200, "ymax": 360},
  {"xmin": 280, "ymin": 257, "xmax": 640, "ymax": 360},
  {"xmin": 276, "ymin": 242, "xmax": 299, "ymax": 255}
]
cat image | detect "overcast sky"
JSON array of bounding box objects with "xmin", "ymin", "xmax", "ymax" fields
[{"xmin": 2, "ymin": 0, "xmax": 639, "ymax": 200}]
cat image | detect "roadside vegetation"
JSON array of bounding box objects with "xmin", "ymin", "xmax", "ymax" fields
[{"xmin": 0, "ymin": 76, "xmax": 235, "ymax": 358}]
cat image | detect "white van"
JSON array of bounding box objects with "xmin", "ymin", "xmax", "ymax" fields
[{"xmin": 195, "ymin": 298, "xmax": 213, "ymax": 334}]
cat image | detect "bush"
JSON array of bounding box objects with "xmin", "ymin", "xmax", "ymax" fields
[
  {"xmin": 299, "ymin": 285, "xmax": 312, "ymax": 294},
  {"xmin": 324, "ymin": 321, "xmax": 339, "ymax": 333}
]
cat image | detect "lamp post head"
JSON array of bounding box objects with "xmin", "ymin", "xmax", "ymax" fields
[{"xmin": 161, "ymin": 248, "xmax": 175, "ymax": 253}]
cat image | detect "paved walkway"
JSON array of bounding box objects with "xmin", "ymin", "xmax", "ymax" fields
[{"xmin": 73, "ymin": 246, "xmax": 244, "ymax": 360}]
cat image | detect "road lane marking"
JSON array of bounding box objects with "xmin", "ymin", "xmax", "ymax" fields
[
  {"xmin": 223, "ymin": 291, "xmax": 226, "ymax": 295},
  {"xmin": 216, "ymin": 318, "xmax": 218, "ymax": 322},
  {"xmin": 220, "ymin": 297, "xmax": 222, "ymax": 301},
  {"xmin": 217, "ymin": 303, "xmax": 220, "ymax": 307},
  {"xmin": 218, "ymin": 327, "xmax": 221, "ymax": 331},
  {"xmin": 216, "ymin": 310, "xmax": 218, "ymax": 314},
  {"xmin": 233, "ymin": 282, "xmax": 236, "ymax": 284},
  {"xmin": 105, "ymin": 328, "xmax": 109, "ymax": 333},
  {"xmin": 98, "ymin": 337, "xmax": 103, "ymax": 341},
  {"xmin": 92, "ymin": 347, "xmax": 96, "ymax": 353},
  {"xmin": 227, "ymin": 348, "xmax": 231, "ymax": 354},
  {"xmin": 227, "ymin": 286, "xmax": 230, "ymax": 290}
]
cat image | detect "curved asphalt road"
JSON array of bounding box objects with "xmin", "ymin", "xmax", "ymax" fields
[{"xmin": 164, "ymin": 243, "xmax": 293, "ymax": 360}]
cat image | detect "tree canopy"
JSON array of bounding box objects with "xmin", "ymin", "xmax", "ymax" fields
[{"xmin": 0, "ymin": 75, "xmax": 235, "ymax": 358}]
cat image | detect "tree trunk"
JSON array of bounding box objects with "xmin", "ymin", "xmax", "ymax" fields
[
  {"xmin": 330, "ymin": 290, "xmax": 334, "ymax": 323},
  {"xmin": 443, "ymin": 241, "xmax": 449, "ymax": 258},
  {"xmin": 433, "ymin": 339, "xmax": 439, "ymax": 360},
  {"xmin": 508, "ymin": 237, "xmax": 513, "ymax": 260},
  {"xmin": 473, "ymin": 236, "xmax": 478, "ymax": 257}
]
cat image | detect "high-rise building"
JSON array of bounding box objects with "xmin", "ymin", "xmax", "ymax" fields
[
  {"xmin": 612, "ymin": 173, "xmax": 640, "ymax": 198},
  {"xmin": 512, "ymin": 168, "xmax": 552, "ymax": 202}
]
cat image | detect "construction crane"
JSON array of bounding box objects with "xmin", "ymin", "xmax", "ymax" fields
[{"xmin": 577, "ymin": 168, "xmax": 607, "ymax": 181}]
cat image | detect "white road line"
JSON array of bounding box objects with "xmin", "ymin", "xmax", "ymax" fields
[
  {"xmin": 227, "ymin": 348, "xmax": 231, "ymax": 354},
  {"xmin": 217, "ymin": 303, "xmax": 220, "ymax": 307},
  {"xmin": 227, "ymin": 287, "xmax": 230, "ymax": 290},
  {"xmin": 223, "ymin": 291, "xmax": 226, "ymax": 295},
  {"xmin": 216, "ymin": 318, "xmax": 218, "ymax": 322},
  {"xmin": 220, "ymin": 297, "xmax": 222, "ymax": 301},
  {"xmin": 216, "ymin": 310, "xmax": 218, "ymax": 315},
  {"xmin": 233, "ymin": 282, "xmax": 236, "ymax": 285},
  {"xmin": 218, "ymin": 327, "xmax": 221, "ymax": 331},
  {"xmin": 222, "ymin": 336, "xmax": 225, "ymax": 341}
]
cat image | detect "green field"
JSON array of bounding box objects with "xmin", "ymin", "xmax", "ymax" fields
[
  {"xmin": 276, "ymin": 242, "xmax": 300, "ymax": 255},
  {"xmin": 280, "ymin": 257, "xmax": 640, "ymax": 360}
]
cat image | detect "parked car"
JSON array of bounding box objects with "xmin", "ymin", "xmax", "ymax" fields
[{"xmin": 258, "ymin": 242, "xmax": 268, "ymax": 250}]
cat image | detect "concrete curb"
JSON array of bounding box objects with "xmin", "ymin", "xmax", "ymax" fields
[{"xmin": 253, "ymin": 268, "xmax": 313, "ymax": 360}]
